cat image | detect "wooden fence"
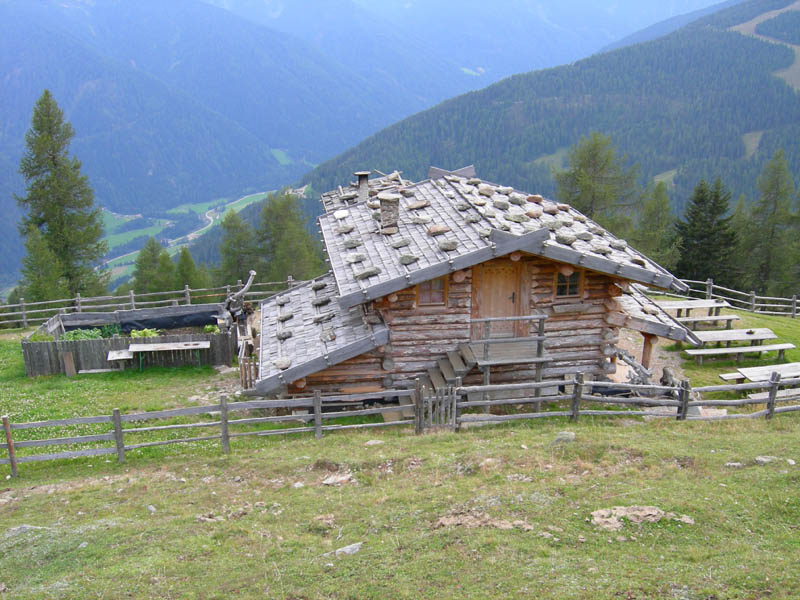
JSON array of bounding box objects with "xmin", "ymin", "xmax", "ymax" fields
[
  {"xmin": 662, "ymin": 278, "xmax": 799, "ymax": 317},
  {"xmin": 0, "ymin": 277, "xmax": 302, "ymax": 329},
  {"xmin": 0, "ymin": 389, "xmax": 416, "ymax": 477},
  {"xmin": 417, "ymin": 372, "xmax": 800, "ymax": 432},
  {"xmin": 4, "ymin": 372, "xmax": 800, "ymax": 477},
  {"xmin": 21, "ymin": 331, "xmax": 237, "ymax": 377}
]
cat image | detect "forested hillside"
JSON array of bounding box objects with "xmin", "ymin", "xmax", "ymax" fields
[{"xmin": 302, "ymin": 0, "xmax": 800, "ymax": 215}]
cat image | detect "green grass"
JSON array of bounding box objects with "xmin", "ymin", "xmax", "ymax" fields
[
  {"xmin": 533, "ymin": 146, "xmax": 569, "ymax": 170},
  {"xmin": 653, "ymin": 168, "xmax": 678, "ymax": 187},
  {"xmin": 104, "ymin": 219, "xmax": 170, "ymax": 251},
  {"xmin": 1, "ymin": 313, "xmax": 799, "ymax": 598},
  {"xmin": 167, "ymin": 199, "xmax": 227, "ymax": 216},
  {"xmin": 101, "ymin": 208, "xmax": 136, "ymax": 234},
  {"xmin": 742, "ymin": 131, "xmax": 764, "ymax": 160}
]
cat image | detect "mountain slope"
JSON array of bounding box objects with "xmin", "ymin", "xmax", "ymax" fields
[{"xmin": 302, "ymin": 0, "xmax": 800, "ymax": 215}]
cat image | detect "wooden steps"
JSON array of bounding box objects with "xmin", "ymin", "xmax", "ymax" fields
[
  {"xmin": 475, "ymin": 356, "xmax": 550, "ymax": 368},
  {"xmin": 437, "ymin": 358, "xmax": 457, "ymax": 383},
  {"xmin": 447, "ymin": 350, "xmax": 468, "ymax": 377}
]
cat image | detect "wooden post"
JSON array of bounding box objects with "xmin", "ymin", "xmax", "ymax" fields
[
  {"xmin": 641, "ymin": 334, "xmax": 656, "ymax": 370},
  {"xmin": 570, "ymin": 373, "xmax": 584, "ymax": 421},
  {"xmin": 20, "ymin": 298, "xmax": 28, "ymax": 328},
  {"xmin": 414, "ymin": 378, "xmax": 423, "ymax": 435},
  {"xmin": 219, "ymin": 396, "xmax": 230, "ymax": 454},
  {"xmin": 749, "ymin": 291, "xmax": 756, "ymax": 313},
  {"xmin": 313, "ymin": 390, "xmax": 322, "ymax": 440},
  {"xmin": 2, "ymin": 416, "xmax": 17, "ymax": 478},
  {"xmin": 792, "ymin": 295, "xmax": 797, "ymax": 319},
  {"xmin": 287, "ymin": 275, "xmax": 295, "ymax": 289},
  {"xmin": 184, "ymin": 285, "xmax": 192, "ymax": 305},
  {"xmin": 678, "ymin": 380, "xmax": 691, "ymax": 421},
  {"xmin": 766, "ymin": 371, "xmax": 780, "ymax": 420},
  {"xmin": 75, "ymin": 292, "xmax": 82, "ymax": 313},
  {"xmin": 129, "ymin": 290, "xmax": 136, "ymax": 309},
  {"xmin": 112, "ymin": 408, "xmax": 125, "ymax": 464},
  {"xmin": 705, "ymin": 278, "xmax": 713, "ymax": 299},
  {"xmin": 534, "ymin": 317, "xmax": 546, "ymax": 409},
  {"xmin": 453, "ymin": 377, "xmax": 462, "ymax": 432}
]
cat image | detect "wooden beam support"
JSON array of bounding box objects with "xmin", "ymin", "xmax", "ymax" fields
[{"xmin": 641, "ymin": 334, "xmax": 657, "ymax": 370}]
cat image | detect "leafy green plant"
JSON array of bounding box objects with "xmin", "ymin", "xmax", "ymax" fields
[
  {"xmin": 61, "ymin": 328, "xmax": 103, "ymax": 341},
  {"xmin": 27, "ymin": 332, "xmax": 54, "ymax": 342},
  {"xmin": 130, "ymin": 328, "xmax": 160, "ymax": 338},
  {"xmin": 100, "ymin": 324, "xmax": 122, "ymax": 338},
  {"xmin": 203, "ymin": 324, "xmax": 220, "ymax": 334}
]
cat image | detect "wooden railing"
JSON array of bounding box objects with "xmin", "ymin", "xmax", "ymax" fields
[
  {"xmin": 1, "ymin": 389, "xmax": 415, "ymax": 477},
  {"xmin": 0, "ymin": 277, "xmax": 304, "ymax": 328},
  {"xmin": 659, "ymin": 278, "xmax": 798, "ymax": 317}
]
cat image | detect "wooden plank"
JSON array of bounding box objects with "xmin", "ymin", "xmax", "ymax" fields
[
  {"xmin": 120, "ymin": 405, "xmax": 221, "ymax": 422},
  {"xmin": 128, "ymin": 341, "xmax": 211, "ymax": 352},
  {"xmin": 447, "ymin": 350, "xmax": 468, "ymax": 376},
  {"xmin": 2, "ymin": 416, "xmax": 17, "ymax": 477},
  {"xmin": 438, "ymin": 358, "xmax": 457, "ymax": 383},
  {"xmin": 7, "ymin": 433, "xmax": 114, "ymax": 449},
  {"xmin": 686, "ymin": 343, "xmax": 794, "ymax": 357},
  {"xmin": 11, "ymin": 415, "xmax": 113, "ymax": 429},
  {"xmin": 0, "ymin": 446, "xmax": 116, "ymax": 465},
  {"xmin": 676, "ymin": 315, "xmax": 739, "ymax": 324},
  {"xmin": 124, "ymin": 435, "xmax": 221, "ymax": 450},
  {"xmin": 475, "ymin": 356, "xmax": 550, "ymax": 367},
  {"xmin": 78, "ymin": 369, "xmax": 114, "ymax": 374},
  {"xmin": 694, "ymin": 328, "xmax": 776, "ymax": 345},
  {"xmin": 736, "ymin": 362, "xmax": 800, "ymax": 382},
  {"xmin": 220, "ymin": 396, "xmax": 230, "ymax": 453},
  {"xmin": 746, "ymin": 388, "xmax": 800, "ymax": 402},
  {"xmin": 62, "ymin": 351, "xmax": 76, "ymax": 378},
  {"xmin": 656, "ymin": 299, "xmax": 731, "ymax": 310},
  {"xmin": 108, "ymin": 350, "xmax": 134, "ymax": 361}
]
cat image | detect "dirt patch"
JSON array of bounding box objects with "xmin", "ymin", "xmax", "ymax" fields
[
  {"xmin": 590, "ymin": 506, "xmax": 694, "ymax": 531},
  {"xmin": 613, "ymin": 329, "xmax": 685, "ymax": 385},
  {"xmin": 434, "ymin": 510, "xmax": 534, "ymax": 531}
]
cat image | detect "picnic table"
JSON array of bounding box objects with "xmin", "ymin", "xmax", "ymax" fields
[
  {"xmin": 694, "ymin": 327, "xmax": 777, "ymax": 348},
  {"xmin": 655, "ymin": 299, "xmax": 731, "ymax": 318},
  {"xmin": 734, "ymin": 362, "xmax": 800, "ymax": 383},
  {"xmin": 128, "ymin": 341, "xmax": 211, "ymax": 371}
]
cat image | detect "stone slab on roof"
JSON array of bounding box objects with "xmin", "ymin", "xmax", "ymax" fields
[
  {"xmin": 253, "ymin": 272, "xmax": 389, "ymax": 394},
  {"xmin": 319, "ymin": 174, "xmax": 687, "ymax": 310}
]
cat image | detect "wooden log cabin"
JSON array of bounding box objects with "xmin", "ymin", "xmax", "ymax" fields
[{"xmin": 248, "ymin": 167, "xmax": 699, "ymax": 398}]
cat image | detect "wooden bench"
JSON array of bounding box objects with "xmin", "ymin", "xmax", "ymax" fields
[
  {"xmin": 747, "ymin": 388, "xmax": 800, "ymax": 402},
  {"xmin": 736, "ymin": 362, "xmax": 800, "ymax": 382},
  {"xmin": 676, "ymin": 315, "xmax": 740, "ymax": 330},
  {"xmin": 686, "ymin": 343, "xmax": 795, "ymax": 365},
  {"xmin": 719, "ymin": 372, "xmax": 746, "ymax": 384}
]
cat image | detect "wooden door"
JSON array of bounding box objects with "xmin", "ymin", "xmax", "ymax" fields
[{"xmin": 472, "ymin": 259, "xmax": 522, "ymax": 339}]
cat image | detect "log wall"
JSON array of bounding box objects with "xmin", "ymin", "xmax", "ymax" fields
[{"xmin": 299, "ymin": 255, "xmax": 626, "ymax": 393}]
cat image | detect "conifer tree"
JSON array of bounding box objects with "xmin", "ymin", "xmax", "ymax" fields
[
  {"xmin": 16, "ymin": 90, "xmax": 107, "ymax": 297},
  {"xmin": 742, "ymin": 149, "xmax": 796, "ymax": 294},
  {"xmin": 217, "ymin": 210, "xmax": 258, "ymax": 286},
  {"xmin": 257, "ymin": 191, "xmax": 325, "ymax": 283},
  {"xmin": 174, "ymin": 247, "xmax": 208, "ymax": 290},
  {"xmin": 675, "ymin": 178, "xmax": 737, "ymax": 285},
  {"xmin": 553, "ymin": 131, "xmax": 639, "ymax": 235},
  {"xmin": 629, "ymin": 182, "xmax": 680, "ymax": 270},
  {"xmin": 19, "ymin": 227, "xmax": 69, "ymax": 303},
  {"xmin": 132, "ymin": 237, "xmax": 174, "ymax": 293}
]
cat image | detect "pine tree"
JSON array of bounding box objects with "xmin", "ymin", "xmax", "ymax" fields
[
  {"xmin": 217, "ymin": 210, "xmax": 258, "ymax": 285},
  {"xmin": 629, "ymin": 182, "xmax": 680, "ymax": 270},
  {"xmin": 257, "ymin": 191, "xmax": 325, "ymax": 283},
  {"xmin": 174, "ymin": 247, "xmax": 208, "ymax": 290},
  {"xmin": 16, "ymin": 90, "xmax": 108, "ymax": 296},
  {"xmin": 742, "ymin": 149, "xmax": 796, "ymax": 294},
  {"xmin": 19, "ymin": 227, "xmax": 69, "ymax": 302},
  {"xmin": 675, "ymin": 178, "xmax": 738, "ymax": 285},
  {"xmin": 553, "ymin": 131, "xmax": 640, "ymax": 235},
  {"xmin": 132, "ymin": 237, "xmax": 174, "ymax": 293}
]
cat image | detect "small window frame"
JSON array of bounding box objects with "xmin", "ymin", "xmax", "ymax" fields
[
  {"xmin": 554, "ymin": 271, "xmax": 582, "ymax": 299},
  {"xmin": 417, "ymin": 276, "xmax": 448, "ymax": 307}
]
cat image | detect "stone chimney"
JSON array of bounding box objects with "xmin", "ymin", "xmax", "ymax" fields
[
  {"xmin": 355, "ymin": 171, "xmax": 370, "ymax": 203},
  {"xmin": 377, "ymin": 191, "xmax": 400, "ymax": 234}
]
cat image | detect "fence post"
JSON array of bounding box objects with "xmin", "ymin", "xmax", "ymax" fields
[
  {"xmin": 453, "ymin": 377, "xmax": 462, "ymax": 432},
  {"xmin": 19, "ymin": 298, "xmax": 28, "ymax": 328},
  {"xmin": 112, "ymin": 409, "xmax": 125, "ymax": 464},
  {"xmin": 766, "ymin": 371, "xmax": 780, "ymax": 420},
  {"xmin": 287, "ymin": 275, "xmax": 295, "ymax": 289},
  {"xmin": 219, "ymin": 396, "xmax": 230, "ymax": 454},
  {"xmin": 75, "ymin": 292, "xmax": 82, "ymax": 313},
  {"xmin": 705, "ymin": 278, "xmax": 713, "ymax": 299},
  {"xmin": 184, "ymin": 285, "xmax": 192, "ymax": 305},
  {"xmin": 313, "ymin": 390, "xmax": 322, "ymax": 440},
  {"xmin": 571, "ymin": 373, "xmax": 584, "ymax": 421},
  {"xmin": 129, "ymin": 290, "xmax": 136, "ymax": 310},
  {"xmin": 792, "ymin": 295, "xmax": 797, "ymax": 319},
  {"xmin": 678, "ymin": 380, "xmax": 691, "ymax": 421},
  {"xmin": 750, "ymin": 291, "xmax": 756, "ymax": 313},
  {"xmin": 414, "ymin": 378, "xmax": 423, "ymax": 435},
  {"xmin": 2, "ymin": 416, "xmax": 17, "ymax": 478}
]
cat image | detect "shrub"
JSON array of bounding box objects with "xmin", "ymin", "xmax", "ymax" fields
[
  {"xmin": 100, "ymin": 324, "xmax": 122, "ymax": 338},
  {"xmin": 130, "ymin": 328, "xmax": 160, "ymax": 338},
  {"xmin": 28, "ymin": 332, "xmax": 55, "ymax": 342},
  {"xmin": 61, "ymin": 328, "xmax": 103, "ymax": 341},
  {"xmin": 203, "ymin": 324, "xmax": 220, "ymax": 334}
]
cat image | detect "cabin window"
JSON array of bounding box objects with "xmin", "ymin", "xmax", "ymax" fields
[
  {"xmin": 417, "ymin": 277, "xmax": 448, "ymax": 306},
  {"xmin": 555, "ymin": 272, "xmax": 581, "ymax": 297}
]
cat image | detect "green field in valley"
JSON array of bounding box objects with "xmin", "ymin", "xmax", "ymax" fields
[{"xmin": 1, "ymin": 306, "xmax": 799, "ymax": 598}]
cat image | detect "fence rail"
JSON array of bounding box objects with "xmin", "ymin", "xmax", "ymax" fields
[
  {"xmin": 0, "ymin": 277, "xmax": 304, "ymax": 328},
  {"xmin": 657, "ymin": 278, "xmax": 798, "ymax": 317}
]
